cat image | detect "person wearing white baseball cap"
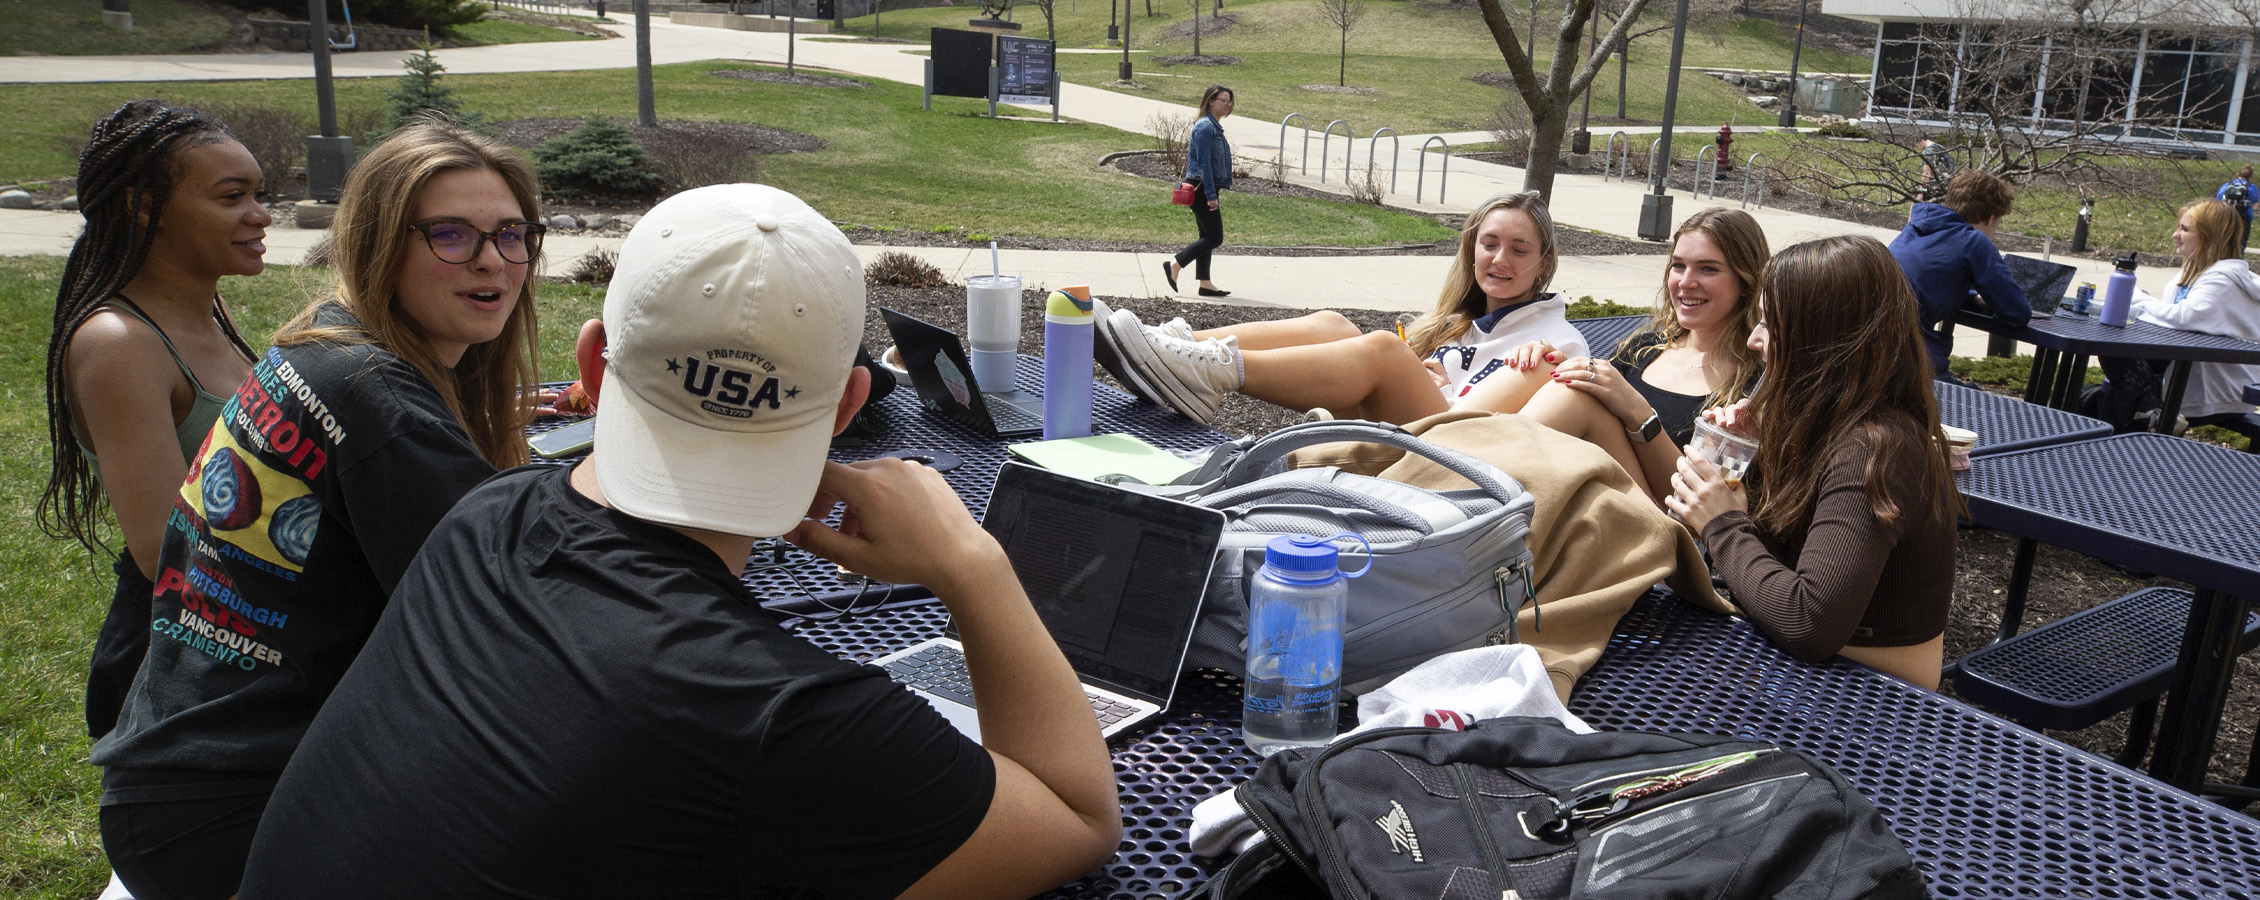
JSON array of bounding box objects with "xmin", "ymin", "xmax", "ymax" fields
[{"xmin": 240, "ymin": 185, "xmax": 1123, "ymax": 899}]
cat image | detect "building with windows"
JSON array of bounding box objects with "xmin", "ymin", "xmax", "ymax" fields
[{"xmin": 1823, "ymin": 0, "xmax": 2259, "ymax": 151}]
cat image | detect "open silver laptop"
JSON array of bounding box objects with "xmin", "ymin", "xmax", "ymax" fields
[{"xmin": 871, "ymin": 462, "xmax": 1225, "ymax": 741}]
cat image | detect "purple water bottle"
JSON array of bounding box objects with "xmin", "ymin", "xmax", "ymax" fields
[
  {"xmin": 1042, "ymin": 285, "xmax": 1094, "ymax": 439},
  {"xmin": 2100, "ymin": 255, "xmax": 2137, "ymax": 327}
]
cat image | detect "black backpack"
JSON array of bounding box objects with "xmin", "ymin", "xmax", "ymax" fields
[{"xmin": 1202, "ymin": 717, "xmax": 1927, "ymax": 900}]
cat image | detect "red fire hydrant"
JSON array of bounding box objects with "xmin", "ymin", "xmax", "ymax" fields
[{"xmin": 1716, "ymin": 125, "xmax": 1735, "ymax": 173}]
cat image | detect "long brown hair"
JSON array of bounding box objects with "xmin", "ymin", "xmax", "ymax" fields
[
  {"xmin": 1749, "ymin": 236, "xmax": 1961, "ymax": 545},
  {"xmin": 41, "ymin": 100, "xmax": 258, "ymax": 553},
  {"xmin": 1196, "ymin": 84, "xmax": 1233, "ymax": 121},
  {"xmin": 274, "ymin": 117, "xmax": 539, "ymax": 468},
  {"xmin": 1626, "ymin": 207, "xmax": 1767, "ymax": 410},
  {"xmin": 2176, "ymin": 198, "xmax": 2243, "ymax": 289},
  {"xmin": 1404, "ymin": 191, "xmax": 1557, "ymax": 357}
]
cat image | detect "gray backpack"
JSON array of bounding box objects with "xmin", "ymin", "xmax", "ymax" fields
[{"xmin": 1159, "ymin": 421, "xmax": 1539, "ymax": 691}]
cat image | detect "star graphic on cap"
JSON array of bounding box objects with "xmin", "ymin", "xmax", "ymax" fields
[
  {"xmin": 785, "ymin": 386, "xmax": 802, "ymax": 399},
  {"xmin": 665, "ymin": 358, "xmax": 681, "ymax": 374}
]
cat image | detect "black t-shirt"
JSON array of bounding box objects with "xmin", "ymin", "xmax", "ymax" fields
[
  {"xmin": 1611, "ymin": 333, "xmax": 1757, "ymax": 448},
  {"xmin": 240, "ymin": 465, "xmax": 996, "ymax": 899},
  {"xmin": 92, "ymin": 303, "xmax": 498, "ymax": 801}
]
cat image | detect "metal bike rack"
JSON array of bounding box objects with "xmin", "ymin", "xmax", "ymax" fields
[
  {"xmin": 1602, "ymin": 131, "xmax": 1629, "ymax": 182},
  {"xmin": 1278, "ymin": 114, "xmax": 1312, "ymax": 176},
  {"xmin": 1416, "ymin": 136, "xmax": 1450, "ymax": 204},
  {"xmin": 1648, "ymin": 137, "xmax": 1665, "ymax": 192},
  {"xmin": 1367, "ymin": 127, "xmax": 1400, "ymax": 195},
  {"xmin": 1740, "ymin": 152, "xmax": 1769, "ymax": 210},
  {"xmin": 1317, "ymin": 120, "xmax": 1352, "ymax": 184},
  {"xmin": 1694, "ymin": 145, "xmax": 1719, "ymax": 200}
]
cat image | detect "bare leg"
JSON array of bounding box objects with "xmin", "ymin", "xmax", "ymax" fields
[
  {"xmin": 1192, "ymin": 310, "xmax": 1361, "ymax": 352},
  {"xmin": 1449, "ymin": 363, "xmax": 1559, "ymax": 418},
  {"xmin": 1518, "ymin": 382, "xmax": 1661, "ymax": 502},
  {"xmin": 1240, "ymin": 330, "xmax": 1452, "ymax": 423}
]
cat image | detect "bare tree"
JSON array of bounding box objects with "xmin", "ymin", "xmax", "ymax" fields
[
  {"xmin": 1471, "ymin": 0, "xmax": 1655, "ymax": 199},
  {"xmin": 1188, "ymin": 0, "xmax": 1203, "ymax": 57},
  {"xmin": 1030, "ymin": 0, "xmax": 1057, "ymax": 40},
  {"xmin": 1317, "ymin": 0, "xmax": 1367, "ymax": 86}
]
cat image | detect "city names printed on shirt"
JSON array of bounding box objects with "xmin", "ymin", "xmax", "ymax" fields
[{"xmin": 151, "ymin": 348, "xmax": 340, "ymax": 673}]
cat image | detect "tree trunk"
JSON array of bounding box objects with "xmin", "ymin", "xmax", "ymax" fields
[
  {"xmin": 1192, "ymin": 5, "xmax": 1200, "ymax": 56},
  {"xmin": 1522, "ymin": 100, "xmax": 1569, "ymax": 196},
  {"xmin": 635, "ymin": 0, "xmax": 656, "ymax": 127},
  {"xmin": 1339, "ymin": 26, "xmax": 1348, "ymax": 86}
]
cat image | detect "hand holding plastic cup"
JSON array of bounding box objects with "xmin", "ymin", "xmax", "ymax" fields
[{"xmin": 1688, "ymin": 417, "xmax": 1759, "ymax": 485}]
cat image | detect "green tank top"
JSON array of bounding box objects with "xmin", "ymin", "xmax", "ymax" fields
[{"xmin": 77, "ymin": 296, "xmax": 245, "ymax": 481}]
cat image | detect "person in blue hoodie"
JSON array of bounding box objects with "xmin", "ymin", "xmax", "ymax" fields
[
  {"xmin": 2215, "ymin": 164, "xmax": 2253, "ymax": 251},
  {"xmin": 1888, "ymin": 170, "xmax": 2027, "ymax": 379}
]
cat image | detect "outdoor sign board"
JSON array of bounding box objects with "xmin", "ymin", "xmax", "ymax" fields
[
  {"xmin": 996, "ymin": 35, "xmax": 1055, "ymax": 106},
  {"xmin": 930, "ymin": 27, "xmax": 993, "ymax": 99}
]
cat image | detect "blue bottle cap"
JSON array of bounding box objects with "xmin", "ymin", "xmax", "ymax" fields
[{"xmin": 1267, "ymin": 535, "xmax": 1359, "ymax": 586}]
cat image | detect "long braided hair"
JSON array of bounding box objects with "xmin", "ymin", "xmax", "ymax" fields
[{"xmin": 40, "ymin": 100, "xmax": 259, "ymax": 553}]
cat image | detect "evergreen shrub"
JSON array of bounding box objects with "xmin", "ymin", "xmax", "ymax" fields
[{"xmin": 532, "ymin": 119, "xmax": 664, "ymax": 202}]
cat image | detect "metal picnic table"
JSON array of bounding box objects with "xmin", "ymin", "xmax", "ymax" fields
[
  {"xmin": 1958, "ymin": 433, "xmax": 2260, "ymax": 795},
  {"xmin": 1569, "ymin": 314, "xmax": 1650, "ymax": 361},
  {"xmin": 1953, "ymin": 307, "xmax": 2260, "ymax": 433},
  {"xmin": 1934, "ymin": 380, "xmax": 2112, "ymax": 458}
]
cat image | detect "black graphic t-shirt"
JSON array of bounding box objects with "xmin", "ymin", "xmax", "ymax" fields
[
  {"xmin": 92, "ymin": 303, "xmax": 498, "ymax": 800},
  {"xmin": 240, "ymin": 465, "xmax": 995, "ymax": 899}
]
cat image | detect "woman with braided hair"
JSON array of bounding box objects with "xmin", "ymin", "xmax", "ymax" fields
[{"xmin": 40, "ymin": 100, "xmax": 267, "ymax": 745}]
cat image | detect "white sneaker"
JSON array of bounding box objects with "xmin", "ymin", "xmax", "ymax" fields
[
  {"xmin": 1155, "ymin": 317, "xmax": 1195, "ymax": 341},
  {"xmin": 1091, "ymin": 301, "xmax": 1167, "ymax": 407},
  {"xmin": 1299, "ymin": 407, "xmax": 1336, "ymax": 423},
  {"xmin": 1113, "ymin": 320, "xmax": 1243, "ymax": 424}
]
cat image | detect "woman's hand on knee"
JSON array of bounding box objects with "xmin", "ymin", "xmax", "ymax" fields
[
  {"xmin": 1551, "ymin": 357, "xmax": 1648, "ymax": 428},
  {"xmin": 1420, "ymin": 358, "xmax": 1449, "ymax": 390},
  {"xmin": 1506, "ymin": 341, "xmax": 1557, "ymax": 371}
]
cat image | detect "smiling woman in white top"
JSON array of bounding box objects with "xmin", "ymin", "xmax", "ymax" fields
[
  {"xmin": 2134, "ymin": 198, "xmax": 2260, "ymax": 423},
  {"xmin": 1094, "ymin": 191, "xmax": 1588, "ymax": 426}
]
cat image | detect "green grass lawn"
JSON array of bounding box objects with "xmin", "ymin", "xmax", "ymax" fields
[
  {"xmin": 0, "ymin": 0, "xmax": 233, "ymax": 56},
  {"xmin": 0, "ymin": 257, "xmax": 601, "ymax": 898},
  {"xmin": 849, "ymin": 0, "xmax": 1868, "ymax": 135},
  {"xmin": 0, "ymin": 61, "xmax": 1455, "ymax": 247},
  {"xmin": 440, "ymin": 16, "xmax": 605, "ymax": 47}
]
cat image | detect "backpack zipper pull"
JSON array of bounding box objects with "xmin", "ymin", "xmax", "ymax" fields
[{"xmin": 1495, "ymin": 559, "xmax": 1537, "ymax": 642}]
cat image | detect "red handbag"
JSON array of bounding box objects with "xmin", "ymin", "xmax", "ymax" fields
[{"xmin": 1171, "ymin": 181, "xmax": 1198, "ymax": 206}]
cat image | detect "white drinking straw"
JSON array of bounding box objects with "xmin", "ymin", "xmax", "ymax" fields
[{"xmin": 991, "ymin": 242, "xmax": 1001, "ymax": 278}]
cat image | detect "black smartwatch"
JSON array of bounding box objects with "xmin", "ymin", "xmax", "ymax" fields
[{"xmin": 1626, "ymin": 412, "xmax": 1663, "ymax": 443}]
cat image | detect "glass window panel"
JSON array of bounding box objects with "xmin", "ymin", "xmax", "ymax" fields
[
  {"xmin": 2136, "ymin": 51, "xmax": 2193, "ymax": 125},
  {"xmin": 1877, "ymin": 27, "xmax": 1919, "ymax": 110},
  {"xmin": 2182, "ymin": 51, "xmax": 2236, "ymax": 133}
]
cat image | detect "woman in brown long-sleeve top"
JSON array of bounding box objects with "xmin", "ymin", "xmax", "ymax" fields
[{"xmin": 1667, "ymin": 235, "xmax": 1963, "ymax": 689}]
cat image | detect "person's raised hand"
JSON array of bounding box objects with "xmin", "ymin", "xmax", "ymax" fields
[
  {"xmin": 1507, "ymin": 340, "xmax": 1558, "ymax": 371},
  {"xmin": 1664, "ymin": 452, "xmax": 1746, "ymax": 532},
  {"xmin": 786, "ymin": 458, "xmax": 1006, "ymax": 596},
  {"xmin": 1550, "ymin": 355, "xmax": 1650, "ymax": 427}
]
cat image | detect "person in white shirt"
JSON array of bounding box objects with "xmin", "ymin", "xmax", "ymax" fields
[
  {"xmin": 1093, "ymin": 191, "xmax": 1587, "ymax": 425},
  {"xmin": 2132, "ymin": 199, "xmax": 2260, "ymax": 423}
]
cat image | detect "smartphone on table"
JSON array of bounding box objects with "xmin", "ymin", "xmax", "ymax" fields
[{"xmin": 528, "ymin": 417, "xmax": 597, "ymax": 459}]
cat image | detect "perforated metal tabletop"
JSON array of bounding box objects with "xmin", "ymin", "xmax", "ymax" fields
[
  {"xmin": 1953, "ymin": 309, "xmax": 2260, "ymax": 429},
  {"xmin": 1961, "ymin": 434, "xmax": 2260, "ymax": 790},
  {"xmin": 1569, "ymin": 314, "xmax": 1649, "ymax": 361},
  {"xmin": 1934, "ymin": 380, "xmax": 2112, "ymax": 457},
  {"xmin": 784, "ymin": 592, "xmax": 2260, "ymax": 899}
]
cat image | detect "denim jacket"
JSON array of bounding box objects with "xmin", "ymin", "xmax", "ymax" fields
[{"xmin": 1186, "ymin": 116, "xmax": 1233, "ymax": 203}]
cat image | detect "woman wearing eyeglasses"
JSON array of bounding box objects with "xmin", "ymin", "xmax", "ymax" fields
[{"xmin": 90, "ymin": 118, "xmax": 543, "ymax": 900}]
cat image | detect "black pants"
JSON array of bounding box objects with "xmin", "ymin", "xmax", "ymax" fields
[
  {"xmin": 88, "ymin": 551, "xmax": 154, "ymax": 740},
  {"xmin": 2084, "ymin": 356, "xmax": 2167, "ymax": 433},
  {"xmin": 1175, "ymin": 202, "xmax": 1224, "ymax": 281},
  {"xmin": 102, "ymin": 792, "xmax": 270, "ymax": 900}
]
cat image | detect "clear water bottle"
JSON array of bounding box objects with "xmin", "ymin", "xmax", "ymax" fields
[{"xmin": 1243, "ymin": 533, "xmax": 1369, "ymax": 757}]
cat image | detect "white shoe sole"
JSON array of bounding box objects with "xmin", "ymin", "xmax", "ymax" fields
[{"xmin": 1092, "ymin": 304, "xmax": 1167, "ymax": 408}]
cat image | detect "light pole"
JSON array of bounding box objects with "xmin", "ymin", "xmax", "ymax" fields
[
  {"xmin": 1636, "ymin": 0, "xmax": 1690, "ymax": 241},
  {"xmin": 1778, "ymin": 0, "xmax": 1808, "ymax": 128},
  {"xmin": 304, "ymin": 0, "xmax": 354, "ymax": 203},
  {"xmin": 1119, "ymin": 0, "xmax": 1132, "ymax": 82}
]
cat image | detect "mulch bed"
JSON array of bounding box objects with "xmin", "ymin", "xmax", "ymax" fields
[
  {"xmin": 859, "ymin": 282, "xmax": 2260, "ymax": 791},
  {"xmin": 706, "ymin": 69, "xmax": 873, "ymax": 89},
  {"xmin": 489, "ymin": 117, "xmax": 829, "ymax": 155}
]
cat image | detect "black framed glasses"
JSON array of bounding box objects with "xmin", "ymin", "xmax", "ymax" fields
[{"xmin": 407, "ymin": 220, "xmax": 546, "ymax": 265}]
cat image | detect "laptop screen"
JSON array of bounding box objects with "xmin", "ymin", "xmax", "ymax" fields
[
  {"xmin": 977, "ymin": 462, "xmax": 1225, "ymax": 702},
  {"xmin": 2001, "ymin": 254, "xmax": 2077, "ymax": 309}
]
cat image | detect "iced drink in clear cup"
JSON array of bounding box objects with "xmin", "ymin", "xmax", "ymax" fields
[{"xmin": 1689, "ymin": 417, "xmax": 1759, "ymax": 485}]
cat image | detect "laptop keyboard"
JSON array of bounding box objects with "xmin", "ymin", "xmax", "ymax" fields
[
  {"xmin": 881, "ymin": 644, "xmax": 1142, "ymax": 725},
  {"xmin": 988, "ymin": 401, "xmax": 1043, "ymax": 432}
]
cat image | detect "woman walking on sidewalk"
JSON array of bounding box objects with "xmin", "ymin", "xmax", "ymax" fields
[{"xmin": 1164, "ymin": 84, "xmax": 1235, "ymax": 298}]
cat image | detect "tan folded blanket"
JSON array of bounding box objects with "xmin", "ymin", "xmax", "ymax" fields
[{"xmin": 1286, "ymin": 409, "xmax": 1731, "ymax": 701}]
